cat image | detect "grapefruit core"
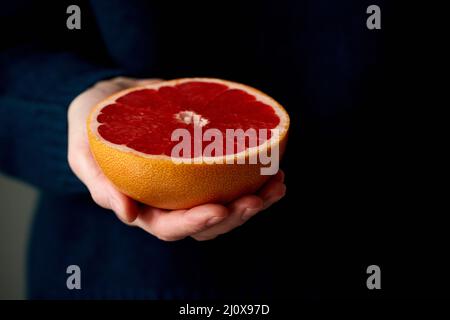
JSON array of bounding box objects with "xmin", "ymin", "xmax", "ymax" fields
[{"xmin": 87, "ymin": 78, "xmax": 289, "ymax": 209}]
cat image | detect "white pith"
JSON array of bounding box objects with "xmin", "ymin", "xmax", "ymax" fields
[
  {"xmin": 89, "ymin": 78, "xmax": 290, "ymax": 162},
  {"xmin": 174, "ymin": 110, "xmax": 209, "ymax": 127}
]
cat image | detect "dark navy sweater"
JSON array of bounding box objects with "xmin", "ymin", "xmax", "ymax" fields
[{"xmin": 0, "ymin": 0, "xmax": 384, "ymax": 299}]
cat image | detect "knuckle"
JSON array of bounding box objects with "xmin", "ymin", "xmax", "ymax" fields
[
  {"xmin": 216, "ymin": 206, "xmax": 229, "ymax": 217},
  {"xmin": 67, "ymin": 103, "xmax": 76, "ymax": 119},
  {"xmin": 94, "ymin": 80, "xmax": 112, "ymax": 90},
  {"xmin": 185, "ymin": 214, "xmax": 209, "ymax": 227},
  {"xmin": 67, "ymin": 152, "xmax": 78, "ymax": 172},
  {"xmin": 95, "ymin": 79, "xmax": 110, "ymax": 86},
  {"xmin": 90, "ymin": 191, "xmax": 106, "ymax": 209},
  {"xmin": 111, "ymin": 76, "xmax": 129, "ymax": 83}
]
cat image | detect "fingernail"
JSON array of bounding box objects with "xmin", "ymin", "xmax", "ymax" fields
[
  {"xmin": 206, "ymin": 216, "xmax": 225, "ymax": 227},
  {"xmin": 242, "ymin": 207, "xmax": 260, "ymax": 221}
]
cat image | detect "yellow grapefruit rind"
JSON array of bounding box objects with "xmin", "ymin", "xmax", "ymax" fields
[{"xmin": 87, "ymin": 78, "xmax": 290, "ymax": 209}]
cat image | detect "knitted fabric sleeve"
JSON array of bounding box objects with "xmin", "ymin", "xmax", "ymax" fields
[{"xmin": 0, "ymin": 47, "xmax": 121, "ymax": 193}]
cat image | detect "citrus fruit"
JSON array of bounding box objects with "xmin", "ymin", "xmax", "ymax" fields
[{"xmin": 87, "ymin": 78, "xmax": 289, "ymax": 209}]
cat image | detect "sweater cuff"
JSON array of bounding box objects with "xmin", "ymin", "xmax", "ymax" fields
[{"xmin": 0, "ymin": 68, "xmax": 122, "ymax": 193}]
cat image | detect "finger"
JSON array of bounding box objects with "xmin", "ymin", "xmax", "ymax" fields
[
  {"xmin": 110, "ymin": 77, "xmax": 163, "ymax": 88},
  {"xmin": 274, "ymin": 169, "xmax": 285, "ymax": 183},
  {"xmin": 68, "ymin": 145, "xmax": 139, "ymax": 223},
  {"xmin": 190, "ymin": 171, "xmax": 285, "ymax": 241},
  {"xmin": 258, "ymin": 175, "xmax": 287, "ymax": 210},
  {"xmin": 68, "ymin": 76, "xmax": 155, "ymax": 224},
  {"xmin": 191, "ymin": 195, "xmax": 263, "ymax": 241},
  {"xmin": 135, "ymin": 78, "xmax": 164, "ymax": 86},
  {"xmin": 90, "ymin": 77, "xmax": 148, "ymax": 98},
  {"xmin": 106, "ymin": 183, "xmax": 140, "ymax": 224},
  {"xmin": 92, "ymin": 79, "xmax": 129, "ymax": 97},
  {"xmin": 134, "ymin": 204, "xmax": 228, "ymax": 241},
  {"xmin": 69, "ymin": 77, "xmax": 163, "ymax": 121}
]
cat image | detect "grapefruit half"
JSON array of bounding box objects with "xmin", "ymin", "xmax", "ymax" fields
[{"xmin": 87, "ymin": 78, "xmax": 289, "ymax": 209}]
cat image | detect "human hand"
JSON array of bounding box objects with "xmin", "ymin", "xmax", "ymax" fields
[{"xmin": 68, "ymin": 77, "xmax": 286, "ymax": 241}]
